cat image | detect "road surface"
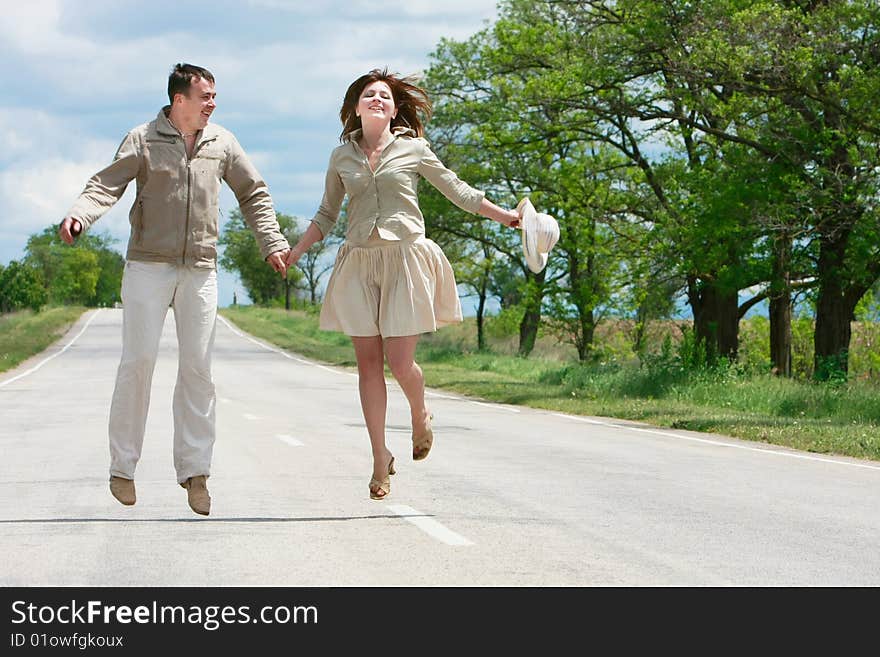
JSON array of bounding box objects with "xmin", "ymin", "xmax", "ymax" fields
[{"xmin": 1, "ymin": 308, "xmax": 878, "ymax": 585}]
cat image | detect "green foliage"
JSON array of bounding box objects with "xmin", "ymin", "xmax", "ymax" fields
[
  {"xmin": 424, "ymin": 0, "xmax": 880, "ymax": 373},
  {"xmin": 736, "ymin": 316, "xmax": 773, "ymax": 374},
  {"xmin": 218, "ymin": 210, "xmax": 304, "ymax": 305},
  {"xmin": 0, "ymin": 260, "xmax": 47, "ymax": 312},
  {"xmin": 484, "ymin": 306, "xmax": 523, "ymax": 339},
  {"xmin": 791, "ymin": 316, "xmax": 815, "ymax": 379},
  {"xmin": 23, "ymin": 225, "xmax": 123, "ymax": 307},
  {"xmin": 91, "ymin": 248, "xmax": 125, "ymax": 307},
  {"xmin": 51, "ymin": 248, "xmax": 100, "ymax": 304}
]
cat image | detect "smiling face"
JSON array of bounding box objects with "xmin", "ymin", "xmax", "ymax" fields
[
  {"xmin": 173, "ymin": 76, "xmax": 216, "ymax": 133},
  {"xmin": 356, "ymin": 80, "xmax": 396, "ymax": 128}
]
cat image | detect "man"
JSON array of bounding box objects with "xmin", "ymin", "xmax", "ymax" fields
[{"xmin": 59, "ymin": 63, "xmax": 290, "ymax": 516}]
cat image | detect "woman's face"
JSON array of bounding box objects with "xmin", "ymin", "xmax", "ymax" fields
[{"xmin": 357, "ymin": 80, "xmax": 396, "ymax": 125}]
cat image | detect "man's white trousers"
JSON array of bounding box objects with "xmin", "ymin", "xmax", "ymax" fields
[{"xmin": 108, "ymin": 261, "xmax": 217, "ymax": 484}]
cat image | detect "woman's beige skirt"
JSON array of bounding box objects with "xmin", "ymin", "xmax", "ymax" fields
[{"xmin": 319, "ymin": 235, "xmax": 463, "ymax": 337}]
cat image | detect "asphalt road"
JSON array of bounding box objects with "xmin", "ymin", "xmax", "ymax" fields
[{"xmin": 1, "ymin": 308, "xmax": 878, "ymax": 586}]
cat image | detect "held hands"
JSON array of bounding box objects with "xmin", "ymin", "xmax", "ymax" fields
[
  {"xmin": 266, "ymin": 249, "xmax": 290, "ymax": 277},
  {"xmin": 284, "ymin": 248, "xmax": 303, "ymax": 270},
  {"xmin": 58, "ymin": 217, "xmax": 82, "ymax": 245}
]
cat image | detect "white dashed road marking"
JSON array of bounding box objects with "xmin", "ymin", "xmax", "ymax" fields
[{"xmin": 386, "ymin": 504, "xmax": 474, "ymax": 546}]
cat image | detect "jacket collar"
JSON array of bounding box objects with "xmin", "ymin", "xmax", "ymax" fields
[
  {"xmin": 343, "ymin": 125, "xmax": 417, "ymax": 144},
  {"xmin": 156, "ymin": 106, "xmax": 219, "ymax": 143}
]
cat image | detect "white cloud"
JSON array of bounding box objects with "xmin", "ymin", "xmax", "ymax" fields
[
  {"xmin": 0, "ymin": 0, "xmax": 502, "ymax": 307},
  {"xmin": 0, "ymin": 1, "xmax": 71, "ymax": 53},
  {"xmin": 0, "ymin": 106, "xmax": 134, "ymax": 264}
]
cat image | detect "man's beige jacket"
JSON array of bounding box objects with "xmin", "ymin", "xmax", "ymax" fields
[{"xmin": 67, "ymin": 108, "xmax": 288, "ymax": 268}]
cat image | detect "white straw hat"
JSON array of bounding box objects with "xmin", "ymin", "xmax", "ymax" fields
[{"xmin": 517, "ymin": 197, "xmax": 559, "ymax": 274}]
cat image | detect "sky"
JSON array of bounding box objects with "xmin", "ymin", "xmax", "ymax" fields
[{"xmin": 0, "ymin": 0, "xmax": 501, "ymax": 308}]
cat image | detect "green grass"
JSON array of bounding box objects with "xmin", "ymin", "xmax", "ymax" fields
[
  {"xmin": 0, "ymin": 306, "xmax": 88, "ymax": 374},
  {"xmin": 220, "ymin": 306, "xmax": 880, "ymax": 462}
]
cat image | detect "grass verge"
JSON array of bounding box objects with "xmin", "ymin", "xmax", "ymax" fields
[
  {"xmin": 221, "ymin": 306, "xmax": 880, "ymax": 462},
  {"xmin": 0, "ymin": 306, "xmax": 88, "ymax": 374}
]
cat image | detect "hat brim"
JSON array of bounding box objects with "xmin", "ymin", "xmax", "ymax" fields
[{"xmin": 517, "ymin": 197, "xmax": 548, "ymax": 274}]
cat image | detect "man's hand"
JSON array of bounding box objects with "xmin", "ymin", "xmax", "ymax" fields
[
  {"xmin": 58, "ymin": 217, "xmax": 82, "ymax": 245},
  {"xmin": 266, "ymin": 249, "xmax": 290, "ymax": 276}
]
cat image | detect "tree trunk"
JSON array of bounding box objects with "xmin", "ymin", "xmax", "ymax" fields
[
  {"xmin": 517, "ymin": 272, "xmax": 544, "ymax": 357},
  {"xmin": 769, "ymin": 235, "xmax": 792, "ymax": 377},
  {"xmin": 576, "ymin": 309, "xmax": 596, "ymax": 362},
  {"xmin": 813, "ymin": 236, "xmax": 853, "ymax": 379},
  {"xmin": 518, "ymin": 305, "xmax": 541, "ymax": 357},
  {"xmin": 688, "ymin": 275, "xmax": 739, "ymax": 362},
  {"xmin": 284, "ymin": 278, "xmax": 291, "ymax": 311},
  {"xmin": 476, "ymin": 275, "xmax": 487, "ymax": 351},
  {"xmin": 769, "ymin": 295, "xmax": 792, "ymax": 377}
]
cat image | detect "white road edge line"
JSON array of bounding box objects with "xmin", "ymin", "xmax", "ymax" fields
[
  {"xmin": 385, "ymin": 504, "xmax": 473, "ymax": 546},
  {"xmin": 0, "ymin": 309, "xmax": 102, "ymax": 388},
  {"xmin": 470, "ymin": 401, "xmax": 520, "ymax": 413},
  {"xmin": 552, "ymin": 413, "xmax": 880, "ymax": 471},
  {"xmin": 276, "ymin": 434, "xmax": 304, "ymax": 447},
  {"xmin": 217, "ymin": 315, "xmax": 359, "ymax": 378}
]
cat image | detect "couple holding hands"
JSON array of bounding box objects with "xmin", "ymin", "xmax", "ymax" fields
[{"xmin": 60, "ymin": 63, "xmax": 556, "ymax": 515}]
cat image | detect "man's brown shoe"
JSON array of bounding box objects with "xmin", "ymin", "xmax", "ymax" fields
[
  {"xmin": 181, "ymin": 476, "xmax": 211, "ymax": 516},
  {"xmin": 109, "ymin": 476, "xmax": 136, "ymax": 506}
]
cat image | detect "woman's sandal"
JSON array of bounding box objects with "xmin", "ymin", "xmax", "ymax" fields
[
  {"xmin": 412, "ymin": 413, "xmax": 434, "ymax": 461},
  {"xmin": 369, "ymin": 455, "xmax": 396, "ymax": 500}
]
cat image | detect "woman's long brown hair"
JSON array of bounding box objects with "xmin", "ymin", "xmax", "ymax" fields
[{"xmin": 339, "ymin": 68, "xmax": 432, "ymax": 141}]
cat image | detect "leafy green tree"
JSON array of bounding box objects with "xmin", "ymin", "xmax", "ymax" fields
[
  {"xmin": 219, "ymin": 210, "xmax": 303, "ymax": 306},
  {"xmin": 92, "ymin": 247, "xmax": 124, "ymax": 307},
  {"xmin": 51, "ymin": 249, "xmax": 100, "ymax": 304},
  {"xmin": 295, "ymin": 214, "xmax": 343, "ymax": 305},
  {"xmin": 425, "ymin": 7, "xmax": 646, "ymax": 359},
  {"xmin": 0, "ymin": 260, "xmax": 47, "ymax": 312},
  {"xmin": 456, "ymin": 0, "xmax": 880, "ymax": 378},
  {"xmin": 24, "ymin": 226, "xmax": 123, "ymax": 306}
]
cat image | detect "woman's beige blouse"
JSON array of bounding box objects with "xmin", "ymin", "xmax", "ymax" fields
[{"xmin": 310, "ymin": 127, "xmax": 485, "ymax": 244}]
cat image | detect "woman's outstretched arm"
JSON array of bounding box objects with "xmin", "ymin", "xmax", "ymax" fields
[
  {"xmin": 285, "ymin": 221, "xmax": 326, "ymax": 268},
  {"xmin": 477, "ymin": 198, "xmax": 520, "ymax": 228}
]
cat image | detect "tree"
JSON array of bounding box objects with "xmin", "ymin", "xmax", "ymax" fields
[
  {"xmin": 92, "ymin": 247, "xmax": 125, "ymax": 307},
  {"xmin": 426, "ymin": 5, "xmax": 661, "ymax": 360},
  {"xmin": 295, "ymin": 214, "xmax": 343, "ymax": 305},
  {"xmin": 0, "ymin": 260, "xmax": 47, "ymax": 313},
  {"xmin": 218, "ymin": 210, "xmax": 304, "ymax": 306},
  {"xmin": 51, "ymin": 249, "xmax": 100, "ymax": 305},
  {"xmin": 460, "ymin": 0, "xmax": 880, "ymax": 378},
  {"xmin": 24, "ymin": 226, "xmax": 123, "ymax": 306}
]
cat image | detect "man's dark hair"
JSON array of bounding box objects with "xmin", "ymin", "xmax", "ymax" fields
[{"xmin": 167, "ymin": 63, "xmax": 215, "ymax": 104}]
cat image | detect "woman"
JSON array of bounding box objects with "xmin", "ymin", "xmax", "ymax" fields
[{"xmin": 286, "ymin": 69, "xmax": 520, "ymax": 500}]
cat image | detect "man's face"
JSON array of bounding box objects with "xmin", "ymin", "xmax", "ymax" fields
[{"xmin": 176, "ymin": 76, "xmax": 216, "ymax": 130}]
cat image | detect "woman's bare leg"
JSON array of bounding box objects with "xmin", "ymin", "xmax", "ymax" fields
[
  {"xmin": 384, "ymin": 335, "xmax": 431, "ymax": 434},
  {"xmin": 351, "ymin": 336, "xmax": 394, "ymax": 485}
]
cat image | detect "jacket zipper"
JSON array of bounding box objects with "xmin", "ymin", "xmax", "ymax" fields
[
  {"xmin": 182, "ymin": 138, "xmax": 195, "ymax": 264},
  {"xmin": 181, "ymin": 137, "xmax": 216, "ymax": 264}
]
